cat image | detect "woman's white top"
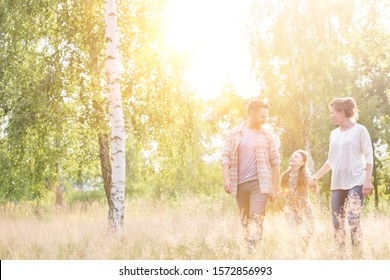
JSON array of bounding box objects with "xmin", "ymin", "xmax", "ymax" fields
[{"xmin": 326, "ymin": 123, "xmax": 373, "ymax": 190}]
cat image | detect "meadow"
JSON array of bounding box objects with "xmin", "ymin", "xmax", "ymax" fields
[{"xmin": 1, "ymin": 194, "xmax": 389, "ymax": 260}]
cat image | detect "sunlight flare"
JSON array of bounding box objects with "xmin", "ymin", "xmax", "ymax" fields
[{"xmin": 163, "ymin": 0, "xmax": 259, "ymax": 100}]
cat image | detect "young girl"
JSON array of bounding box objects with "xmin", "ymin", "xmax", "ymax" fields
[{"xmin": 281, "ymin": 150, "xmax": 317, "ymax": 246}]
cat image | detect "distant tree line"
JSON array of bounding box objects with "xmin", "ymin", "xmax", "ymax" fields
[{"xmin": 0, "ymin": 0, "xmax": 388, "ymax": 209}]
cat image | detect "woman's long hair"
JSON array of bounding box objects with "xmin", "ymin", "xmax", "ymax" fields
[{"xmin": 281, "ymin": 150, "xmax": 309, "ymax": 194}]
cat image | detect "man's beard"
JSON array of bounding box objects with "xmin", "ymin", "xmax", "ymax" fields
[{"xmin": 256, "ymin": 122, "xmax": 264, "ymax": 129}]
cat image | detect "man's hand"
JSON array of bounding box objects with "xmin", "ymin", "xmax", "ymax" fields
[
  {"xmin": 224, "ymin": 179, "xmax": 232, "ymax": 194},
  {"xmin": 269, "ymin": 188, "xmax": 277, "ymax": 202}
]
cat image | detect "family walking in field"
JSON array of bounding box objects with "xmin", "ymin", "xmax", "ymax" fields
[{"xmin": 221, "ymin": 97, "xmax": 373, "ymax": 253}]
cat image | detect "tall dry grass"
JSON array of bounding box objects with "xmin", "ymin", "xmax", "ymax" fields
[{"xmin": 0, "ymin": 194, "xmax": 389, "ymax": 260}]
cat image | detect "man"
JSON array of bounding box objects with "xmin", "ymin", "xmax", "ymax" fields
[{"xmin": 221, "ymin": 99, "xmax": 280, "ymax": 251}]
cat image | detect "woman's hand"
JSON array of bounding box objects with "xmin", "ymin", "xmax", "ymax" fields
[{"xmin": 362, "ymin": 180, "xmax": 372, "ymax": 197}]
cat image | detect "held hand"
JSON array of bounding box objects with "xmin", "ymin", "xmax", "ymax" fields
[
  {"xmin": 224, "ymin": 179, "xmax": 232, "ymax": 194},
  {"xmin": 362, "ymin": 181, "xmax": 372, "ymax": 197},
  {"xmin": 308, "ymin": 178, "xmax": 317, "ymax": 188},
  {"xmin": 308, "ymin": 179, "xmax": 318, "ymax": 192},
  {"xmin": 269, "ymin": 189, "xmax": 277, "ymax": 202},
  {"xmin": 277, "ymin": 190, "xmax": 285, "ymax": 197}
]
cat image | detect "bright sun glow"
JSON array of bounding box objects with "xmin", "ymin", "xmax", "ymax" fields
[{"xmin": 163, "ymin": 0, "xmax": 259, "ymax": 100}]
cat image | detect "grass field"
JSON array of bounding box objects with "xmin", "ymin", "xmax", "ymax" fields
[{"xmin": 1, "ymin": 194, "xmax": 389, "ymax": 260}]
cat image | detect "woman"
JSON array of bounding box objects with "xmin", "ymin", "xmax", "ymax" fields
[
  {"xmin": 281, "ymin": 150, "xmax": 316, "ymax": 247},
  {"xmin": 310, "ymin": 97, "xmax": 373, "ymax": 249}
]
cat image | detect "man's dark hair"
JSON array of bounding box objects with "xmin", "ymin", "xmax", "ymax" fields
[{"xmin": 247, "ymin": 99, "xmax": 270, "ymax": 113}]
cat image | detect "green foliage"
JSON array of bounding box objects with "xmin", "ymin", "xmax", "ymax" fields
[
  {"xmin": 247, "ymin": 0, "xmax": 390, "ymax": 202},
  {"xmin": 0, "ymin": 0, "xmax": 106, "ymax": 201},
  {"xmin": 0, "ymin": 0, "xmax": 389, "ymax": 209},
  {"xmin": 65, "ymin": 189, "xmax": 106, "ymax": 207}
]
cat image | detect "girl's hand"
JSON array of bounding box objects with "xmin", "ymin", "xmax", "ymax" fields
[
  {"xmin": 277, "ymin": 190, "xmax": 285, "ymax": 196},
  {"xmin": 308, "ymin": 178, "xmax": 317, "ymax": 188},
  {"xmin": 309, "ymin": 179, "xmax": 317, "ymax": 192}
]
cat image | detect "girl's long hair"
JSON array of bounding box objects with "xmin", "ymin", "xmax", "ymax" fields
[{"xmin": 281, "ymin": 150, "xmax": 309, "ymax": 194}]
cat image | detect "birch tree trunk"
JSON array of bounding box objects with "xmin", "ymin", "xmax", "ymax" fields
[
  {"xmin": 55, "ymin": 160, "xmax": 64, "ymax": 208},
  {"xmin": 98, "ymin": 133, "xmax": 113, "ymax": 209},
  {"xmin": 104, "ymin": 0, "xmax": 126, "ymax": 232}
]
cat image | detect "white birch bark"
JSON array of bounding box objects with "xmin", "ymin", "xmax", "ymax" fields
[
  {"xmin": 55, "ymin": 160, "xmax": 64, "ymax": 208},
  {"xmin": 104, "ymin": 0, "xmax": 126, "ymax": 232}
]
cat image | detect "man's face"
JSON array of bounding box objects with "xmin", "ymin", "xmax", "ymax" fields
[{"xmin": 252, "ymin": 108, "xmax": 269, "ymax": 128}]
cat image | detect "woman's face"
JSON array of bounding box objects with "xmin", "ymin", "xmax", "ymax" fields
[
  {"xmin": 330, "ymin": 106, "xmax": 346, "ymax": 126},
  {"xmin": 289, "ymin": 152, "xmax": 305, "ymax": 168}
]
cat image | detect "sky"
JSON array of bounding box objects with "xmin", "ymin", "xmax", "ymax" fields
[{"xmin": 163, "ymin": 0, "xmax": 259, "ymax": 100}]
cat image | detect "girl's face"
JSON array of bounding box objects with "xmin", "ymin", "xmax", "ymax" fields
[{"xmin": 289, "ymin": 152, "xmax": 305, "ymax": 168}]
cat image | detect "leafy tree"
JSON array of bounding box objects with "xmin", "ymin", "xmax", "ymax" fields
[
  {"xmin": 347, "ymin": 0, "xmax": 390, "ymax": 207},
  {"xmin": 118, "ymin": 0, "xmax": 218, "ymax": 199},
  {"xmin": 246, "ymin": 0, "xmax": 389, "ymax": 205},
  {"xmin": 0, "ymin": 0, "xmax": 104, "ymax": 202}
]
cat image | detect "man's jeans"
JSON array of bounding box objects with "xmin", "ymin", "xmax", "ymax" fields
[
  {"xmin": 236, "ymin": 180, "xmax": 269, "ymax": 246},
  {"xmin": 331, "ymin": 185, "xmax": 364, "ymax": 247}
]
